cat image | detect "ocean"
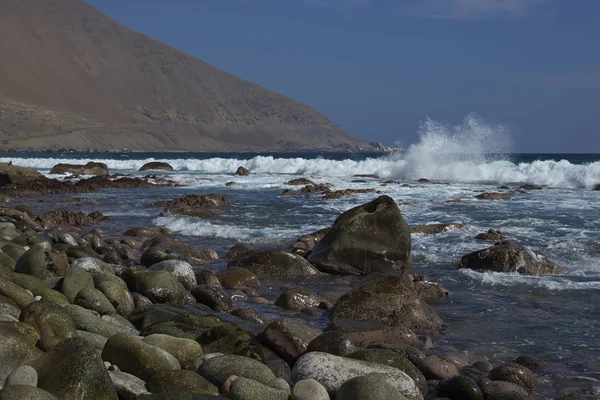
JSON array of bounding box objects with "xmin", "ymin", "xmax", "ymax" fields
[{"xmin": 2, "ymin": 141, "xmax": 600, "ymax": 397}]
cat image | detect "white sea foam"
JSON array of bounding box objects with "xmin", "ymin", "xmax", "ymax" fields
[
  {"xmin": 459, "ymin": 269, "xmax": 600, "ymax": 291},
  {"xmin": 2, "ymin": 115, "xmax": 599, "ymax": 188}
]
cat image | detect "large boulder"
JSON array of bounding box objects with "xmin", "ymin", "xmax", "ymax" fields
[
  {"xmin": 139, "ymin": 162, "xmax": 174, "ymax": 172},
  {"xmin": 49, "ymin": 162, "xmax": 108, "ymax": 176},
  {"xmin": 291, "ymin": 352, "xmax": 422, "ymax": 399},
  {"xmin": 19, "ymin": 300, "xmax": 77, "ymax": 350},
  {"xmin": 0, "ymin": 163, "xmax": 45, "ymax": 185},
  {"xmin": 14, "ymin": 242, "xmax": 69, "ymax": 286},
  {"xmin": 329, "ymin": 273, "xmax": 445, "ymax": 334},
  {"xmin": 460, "ymin": 241, "xmax": 565, "ymax": 276},
  {"xmin": 307, "ymin": 195, "xmax": 411, "ymax": 276},
  {"xmin": 32, "ymin": 337, "xmax": 118, "ymax": 400},
  {"xmin": 234, "ymin": 249, "xmax": 319, "ymax": 278}
]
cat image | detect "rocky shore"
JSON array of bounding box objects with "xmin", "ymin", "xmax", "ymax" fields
[{"xmin": 0, "ymin": 162, "xmax": 596, "ymax": 400}]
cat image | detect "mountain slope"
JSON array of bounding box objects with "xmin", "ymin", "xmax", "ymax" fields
[{"xmin": 0, "ymin": 0, "xmax": 372, "ymax": 151}]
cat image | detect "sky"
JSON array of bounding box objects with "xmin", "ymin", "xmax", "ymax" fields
[{"xmin": 84, "ymin": 0, "xmax": 599, "ymax": 153}]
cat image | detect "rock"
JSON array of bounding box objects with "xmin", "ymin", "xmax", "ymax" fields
[
  {"xmin": 149, "ymin": 194, "xmax": 232, "ymax": 219},
  {"xmin": 290, "ymin": 227, "xmax": 331, "ymax": 257},
  {"xmin": 135, "ymin": 271, "xmax": 187, "ymax": 305},
  {"xmin": 322, "ymin": 188, "xmax": 377, "ymax": 200},
  {"xmin": 513, "ymin": 355, "xmax": 547, "ymax": 370},
  {"xmin": 197, "ymin": 354, "xmax": 276, "ymax": 387},
  {"xmin": 147, "ymin": 370, "xmax": 218, "ymax": 395},
  {"xmin": 336, "ymin": 373, "xmax": 409, "ymax": 400},
  {"xmin": 19, "ymin": 300, "xmax": 77, "ymax": 350},
  {"xmin": 0, "ymin": 322, "xmax": 43, "ymax": 387},
  {"xmin": 410, "ymin": 223, "xmax": 464, "ymax": 235},
  {"xmin": 275, "ymin": 287, "xmax": 331, "ymax": 311},
  {"xmin": 74, "ymin": 287, "xmax": 117, "ymax": 315},
  {"xmin": 263, "ymin": 318, "xmax": 323, "ymax": 363},
  {"xmin": 141, "ymin": 236, "xmax": 218, "ymax": 266},
  {"xmin": 307, "ymin": 330, "xmax": 356, "ymax": 357},
  {"xmin": 478, "ymin": 378, "xmax": 529, "ymax": 399},
  {"xmin": 329, "ymin": 274, "xmax": 443, "ymax": 334},
  {"xmin": 348, "ymin": 349, "xmax": 427, "ymax": 395},
  {"xmin": 108, "ymin": 370, "xmax": 150, "ymax": 400},
  {"xmin": 235, "ymin": 167, "xmax": 249, "ymax": 176},
  {"xmin": 519, "ymin": 184, "xmax": 543, "ymax": 190},
  {"xmin": 419, "ymin": 355, "xmax": 459, "ymax": 380},
  {"xmin": 234, "ymin": 249, "xmax": 319, "ymax": 277},
  {"xmin": 460, "ymin": 241, "xmax": 565, "ymax": 276},
  {"xmin": 300, "ymin": 184, "xmax": 333, "ymax": 193},
  {"xmin": 227, "ymin": 376, "xmax": 289, "ymax": 400},
  {"xmin": 231, "ymin": 308, "xmax": 265, "ymax": 324},
  {"xmin": 14, "ymin": 242, "xmax": 69, "ymax": 286},
  {"xmin": 77, "ymin": 330, "xmax": 108, "ymax": 350},
  {"xmin": 226, "ymin": 244, "xmax": 256, "ymax": 262},
  {"xmin": 308, "ymin": 195, "xmax": 411, "ymax": 276},
  {"xmin": 197, "ymin": 323, "xmax": 252, "ymax": 355},
  {"xmin": 71, "ymin": 257, "xmax": 119, "ymax": 275},
  {"xmin": 475, "ymin": 192, "xmax": 511, "ymax": 200},
  {"xmin": 96, "ymin": 281, "xmax": 135, "ymax": 317},
  {"xmin": 475, "ymin": 229, "xmax": 505, "ymax": 242},
  {"xmin": 5, "ymin": 365, "xmax": 38, "ymax": 387},
  {"xmin": 63, "ymin": 304, "xmax": 132, "ymax": 338},
  {"xmin": 61, "ymin": 266, "xmax": 95, "ymax": 303},
  {"xmin": 49, "ymin": 162, "xmax": 109, "ymax": 176},
  {"xmin": 292, "ymin": 379, "xmax": 329, "ymax": 400},
  {"xmin": 215, "ymin": 267, "xmax": 260, "ymax": 288},
  {"xmin": 142, "ymin": 334, "xmax": 204, "ymax": 370},
  {"xmin": 436, "ymin": 376, "xmax": 483, "ymax": 400},
  {"xmin": 267, "ymin": 377, "xmax": 291, "ymax": 393},
  {"xmin": 292, "ymin": 352, "xmax": 421, "ymax": 399},
  {"xmin": 0, "ymin": 386, "xmax": 59, "ymax": 400},
  {"xmin": 0, "ymin": 162, "xmax": 45, "ymax": 185},
  {"xmin": 102, "ymin": 333, "xmax": 181, "ymax": 380},
  {"xmin": 285, "ymin": 178, "xmax": 315, "ymax": 186},
  {"xmin": 191, "ymin": 285, "xmax": 232, "ymax": 312},
  {"xmin": 488, "ymin": 363, "xmax": 538, "ymax": 392},
  {"xmin": 0, "ymin": 294, "xmax": 20, "ymax": 319},
  {"xmin": 593, "ymin": 184, "xmax": 600, "ymax": 191},
  {"xmin": 0, "ymin": 279, "xmax": 35, "ymax": 309},
  {"xmin": 139, "ymin": 162, "xmax": 174, "ymax": 172},
  {"xmin": 149, "ymin": 259, "xmax": 197, "ymax": 289},
  {"xmin": 32, "ymin": 337, "xmax": 118, "ymax": 400},
  {"xmin": 35, "ymin": 209, "xmax": 105, "ymax": 228}
]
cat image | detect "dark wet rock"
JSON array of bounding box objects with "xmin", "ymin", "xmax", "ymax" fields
[
  {"xmin": 475, "ymin": 229, "xmax": 505, "ymax": 242},
  {"xmin": 140, "ymin": 313, "xmax": 222, "ymax": 341},
  {"xmin": 291, "ymin": 352, "xmax": 421, "ymax": 399},
  {"xmin": 262, "ymin": 318, "xmax": 323, "ymax": 363},
  {"xmin": 354, "ymin": 174, "xmax": 380, "ymax": 179},
  {"xmin": 348, "ymin": 348, "xmax": 427, "ymax": 395},
  {"xmin": 194, "ymin": 270, "xmax": 220, "ymax": 287},
  {"xmin": 20, "ymin": 299, "xmax": 77, "ymax": 350},
  {"xmin": 475, "ymin": 192, "xmax": 511, "ymax": 200},
  {"xmin": 235, "ymin": 166, "xmax": 250, "ymax": 176},
  {"xmin": 419, "ymin": 355, "xmax": 459, "ymax": 380},
  {"xmin": 151, "ymin": 194, "xmax": 232, "ymax": 218},
  {"xmin": 14, "ymin": 242, "xmax": 69, "ymax": 285},
  {"xmin": 473, "ymin": 360, "xmax": 494, "ymax": 373},
  {"xmin": 31, "ymin": 337, "xmax": 117, "ymax": 400},
  {"xmin": 226, "ymin": 243, "xmax": 256, "ymax": 262},
  {"xmin": 103, "ymin": 333, "xmax": 180, "ymax": 380},
  {"xmin": 191, "ymin": 285, "xmax": 233, "ymax": 312},
  {"xmin": 49, "ymin": 162, "xmax": 108, "ymax": 176},
  {"xmin": 446, "ymin": 199, "xmax": 469, "ymax": 204},
  {"xmin": 198, "ymin": 354, "xmax": 276, "ymax": 387},
  {"xmin": 275, "ymin": 287, "xmax": 332, "ymax": 311},
  {"xmin": 74, "ymin": 287, "xmax": 117, "ymax": 315},
  {"xmin": 234, "ymin": 248, "xmax": 319, "ymax": 277},
  {"xmin": 418, "ymin": 178, "xmax": 430, "ymax": 183},
  {"xmin": 215, "ymin": 267, "xmax": 260, "ymax": 288},
  {"xmin": 142, "ymin": 334, "xmax": 204, "ymax": 370},
  {"xmin": 0, "ymin": 162, "xmax": 45, "ymax": 185},
  {"xmin": 147, "ymin": 370, "xmax": 218, "ymax": 395},
  {"xmin": 460, "ymin": 241, "xmax": 565, "ymax": 276},
  {"xmin": 0, "ymin": 322, "xmax": 43, "ymax": 385},
  {"xmin": 322, "ymin": 188, "xmax": 377, "ymax": 199},
  {"xmin": 478, "ymin": 378, "xmax": 529, "ymax": 399},
  {"xmin": 336, "ymin": 373, "xmax": 407, "ymax": 400},
  {"xmin": 235, "ymin": 341, "xmax": 292, "ymax": 382},
  {"xmin": 226, "ymin": 376, "xmax": 289, "ymax": 400},
  {"xmin": 488, "ymin": 363, "xmax": 538, "ymax": 392},
  {"xmin": 141, "ymin": 236, "xmax": 218, "ymax": 266},
  {"xmin": 35, "ymin": 209, "xmax": 106, "ymax": 228},
  {"xmin": 135, "ymin": 271, "xmax": 187, "ymax": 305},
  {"xmin": 519, "ymin": 184, "xmax": 543, "ymax": 190},
  {"xmin": 285, "ymin": 178, "xmax": 315, "ymax": 186},
  {"xmin": 436, "ymin": 376, "xmax": 483, "ymax": 400},
  {"xmin": 593, "ymin": 184, "xmax": 600, "ymax": 191},
  {"xmin": 513, "ymin": 355, "xmax": 547, "ymax": 370},
  {"xmin": 299, "ymin": 183, "xmax": 332, "ymax": 193},
  {"xmin": 124, "ymin": 227, "xmax": 164, "ymax": 237},
  {"xmin": 0, "ymin": 277, "xmax": 37, "ymax": 309},
  {"xmin": 290, "ymin": 227, "xmax": 331, "ymax": 257},
  {"xmin": 330, "ymin": 273, "xmax": 445, "ymax": 334},
  {"xmin": 231, "ymin": 308, "xmax": 265, "ymax": 324},
  {"xmin": 139, "ymin": 162, "xmax": 174, "ymax": 172},
  {"xmin": 352, "ymin": 179, "xmax": 367, "ymax": 183},
  {"xmin": 306, "ymin": 330, "xmax": 357, "ymax": 357},
  {"xmin": 308, "ymin": 195, "xmax": 412, "ymax": 276},
  {"xmin": 410, "ymin": 223, "xmax": 464, "ymax": 235}
]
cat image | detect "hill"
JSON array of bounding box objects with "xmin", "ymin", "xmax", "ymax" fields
[{"xmin": 0, "ymin": 0, "xmax": 373, "ymax": 151}]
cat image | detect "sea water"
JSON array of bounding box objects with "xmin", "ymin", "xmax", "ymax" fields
[{"xmin": 3, "ymin": 116, "xmax": 600, "ymax": 397}]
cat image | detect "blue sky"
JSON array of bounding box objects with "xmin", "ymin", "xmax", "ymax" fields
[{"xmin": 85, "ymin": 0, "xmax": 599, "ymax": 152}]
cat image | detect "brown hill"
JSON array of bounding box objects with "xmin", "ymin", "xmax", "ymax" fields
[{"xmin": 0, "ymin": 0, "xmax": 373, "ymax": 151}]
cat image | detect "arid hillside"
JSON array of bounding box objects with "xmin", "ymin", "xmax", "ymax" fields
[{"xmin": 0, "ymin": 0, "xmax": 372, "ymax": 151}]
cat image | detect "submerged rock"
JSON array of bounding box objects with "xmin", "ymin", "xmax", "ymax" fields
[
  {"xmin": 139, "ymin": 162, "xmax": 174, "ymax": 172},
  {"xmin": 410, "ymin": 223, "xmax": 464, "ymax": 235},
  {"xmin": 35, "ymin": 209, "xmax": 106, "ymax": 228},
  {"xmin": 0, "ymin": 162, "xmax": 45, "ymax": 185},
  {"xmin": 234, "ymin": 249, "xmax": 319, "ymax": 277},
  {"xmin": 235, "ymin": 166, "xmax": 250, "ymax": 176},
  {"xmin": 49, "ymin": 162, "xmax": 108, "ymax": 176},
  {"xmin": 307, "ymin": 195, "xmax": 412, "ymax": 276},
  {"xmin": 460, "ymin": 241, "xmax": 565, "ymax": 276},
  {"xmin": 475, "ymin": 192, "xmax": 511, "ymax": 200},
  {"xmin": 148, "ymin": 194, "xmax": 232, "ymax": 219}
]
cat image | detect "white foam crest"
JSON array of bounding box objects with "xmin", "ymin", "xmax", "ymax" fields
[{"xmin": 460, "ymin": 269, "xmax": 600, "ymax": 291}]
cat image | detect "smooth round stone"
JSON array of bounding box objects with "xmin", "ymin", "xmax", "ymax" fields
[
  {"xmin": 71, "ymin": 257, "xmax": 118, "ymax": 275},
  {"xmin": 292, "ymin": 379, "xmax": 330, "ymax": 400},
  {"xmin": 95, "ymin": 281, "xmax": 135, "ymax": 318},
  {"xmin": 231, "ymin": 308, "xmax": 264, "ymax": 324},
  {"xmin": 513, "ymin": 355, "xmax": 547, "ymax": 370},
  {"xmin": 14, "ymin": 242, "xmax": 69, "ymax": 285},
  {"xmin": 488, "ymin": 363, "xmax": 538, "ymax": 392},
  {"xmin": 478, "ymin": 378, "xmax": 529, "ymax": 399},
  {"xmin": 262, "ymin": 318, "xmax": 323, "ymax": 363},
  {"xmin": 215, "ymin": 267, "xmax": 260, "ymax": 288},
  {"xmin": 267, "ymin": 378, "xmax": 291, "ymax": 393},
  {"xmin": 75, "ymin": 287, "xmax": 116, "ymax": 315},
  {"xmin": 108, "ymin": 370, "xmax": 150, "ymax": 399},
  {"xmin": 0, "ymin": 385, "xmax": 59, "ymax": 399},
  {"xmin": 149, "ymin": 259, "xmax": 197, "ymax": 289},
  {"xmin": 61, "ymin": 267, "xmax": 95, "ymax": 303},
  {"xmin": 135, "ymin": 271, "xmax": 187, "ymax": 305},
  {"xmin": 197, "ymin": 354, "xmax": 276, "ymax": 387},
  {"xmin": 146, "ymin": 370, "xmax": 218, "ymax": 395},
  {"xmin": 472, "ymin": 360, "xmax": 493, "ymax": 374},
  {"xmin": 142, "ymin": 334, "xmax": 204, "ymax": 370},
  {"xmin": 336, "ymin": 373, "xmax": 409, "ymax": 400},
  {"xmin": 436, "ymin": 376, "xmax": 483, "ymax": 400},
  {"xmin": 63, "ymin": 305, "xmax": 131, "ymax": 338},
  {"xmin": 5, "ymin": 365, "xmax": 38, "ymax": 387},
  {"xmin": 227, "ymin": 376, "xmax": 289, "ymax": 400},
  {"xmin": 0, "ymin": 279, "xmax": 35, "ymax": 308},
  {"xmin": 307, "ymin": 330, "xmax": 356, "ymax": 357},
  {"xmin": 19, "ymin": 299, "xmax": 77, "ymax": 350},
  {"xmin": 419, "ymin": 355, "xmax": 459, "ymax": 380}
]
